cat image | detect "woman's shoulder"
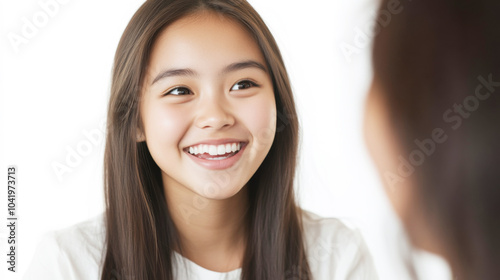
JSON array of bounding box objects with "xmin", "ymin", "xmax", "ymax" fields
[
  {"xmin": 300, "ymin": 209, "xmax": 366, "ymax": 258},
  {"xmin": 49, "ymin": 212, "xmax": 105, "ymax": 248},
  {"xmin": 301, "ymin": 209, "xmax": 358, "ymax": 239},
  {"xmin": 24, "ymin": 213, "xmax": 106, "ymax": 280},
  {"xmin": 300, "ymin": 209, "xmax": 379, "ymax": 280}
]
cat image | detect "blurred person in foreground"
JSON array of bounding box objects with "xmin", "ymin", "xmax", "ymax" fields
[{"xmin": 364, "ymin": 0, "xmax": 500, "ymax": 279}]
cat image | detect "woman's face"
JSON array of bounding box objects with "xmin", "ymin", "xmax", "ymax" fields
[{"xmin": 139, "ymin": 12, "xmax": 276, "ymax": 200}]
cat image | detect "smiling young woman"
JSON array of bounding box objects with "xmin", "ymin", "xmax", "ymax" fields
[{"xmin": 24, "ymin": 1, "xmax": 378, "ymax": 279}]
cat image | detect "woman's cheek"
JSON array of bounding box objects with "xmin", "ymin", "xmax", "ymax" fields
[
  {"xmin": 144, "ymin": 103, "xmax": 190, "ymax": 151},
  {"xmin": 240, "ymin": 95, "xmax": 276, "ymax": 152}
]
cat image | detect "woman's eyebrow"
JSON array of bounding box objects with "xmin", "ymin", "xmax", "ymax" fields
[
  {"xmin": 150, "ymin": 60, "xmax": 267, "ymax": 86},
  {"xmin": 222, "ymin": 60, "xmax": 267, "ymax": 75},
  {"xmin": 151, "ymin": 68, "xmax": 197, "ymax": 85}
]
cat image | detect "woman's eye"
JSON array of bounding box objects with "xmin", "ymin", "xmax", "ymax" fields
[
  {"xmin": 164, "ymin": 87, "xmax": 192, "ymax": 96},
  {"xmin": 231, "ymin": 80, "xmax": 258, "ymax": 91}
]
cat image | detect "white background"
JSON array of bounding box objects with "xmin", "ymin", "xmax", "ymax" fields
[{"xmin": 0, "ymin": 0, "xmax": 450, "ymax": 279}]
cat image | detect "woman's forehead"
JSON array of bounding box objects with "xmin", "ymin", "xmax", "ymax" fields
[{"xmin": 145, "ymin": 11, "xmax": 266, "ymax": 82}]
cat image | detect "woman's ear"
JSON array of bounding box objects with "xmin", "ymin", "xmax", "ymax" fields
[{"xmin": 136, "ymin": 127, "xmax": 146, "ymax": 142}]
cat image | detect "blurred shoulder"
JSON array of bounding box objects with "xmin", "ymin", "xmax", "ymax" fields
[
  {"xmin": 300, "ymin": 209, "xmax": 379, "ymax": 280},
  {"xmin": 301, "ymin": 209, "xmax": 360, "ymax": 244}
]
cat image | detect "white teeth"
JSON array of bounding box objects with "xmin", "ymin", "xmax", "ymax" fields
[
  {"xmin": 187, "ymin": 142, "xmax": 242, "ymax": 155},
  {"xmin": 217, "ymin": 145, "xmax": 225, "ymax": 154},
  {"xmin": 209, "ymin": 145, "xmax": 217, "ymax": 155}
]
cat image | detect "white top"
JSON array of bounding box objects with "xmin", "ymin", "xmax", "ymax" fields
[{"xmin": 24, "ymin": 210, "xmax": 379, "ymax": 280}]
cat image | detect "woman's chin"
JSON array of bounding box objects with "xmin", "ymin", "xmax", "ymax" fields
[{"xmin": 192, "ymin": 183, "xmax": 248, "ymax": 201}]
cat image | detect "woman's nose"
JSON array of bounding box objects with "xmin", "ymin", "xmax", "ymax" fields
[{"xmin": 194, "ymin": 96, "xmax": 235, "ymax": 130}]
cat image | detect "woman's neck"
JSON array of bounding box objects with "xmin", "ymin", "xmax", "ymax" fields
[{"xmin": 163, "ymin": 178, "xmax": 250, "ymax": 272}]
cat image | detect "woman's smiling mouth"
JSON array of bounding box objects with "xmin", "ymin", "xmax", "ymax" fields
[{"xmin": 183, "ymin": 140, "xmax": 248, "ymax": 169}]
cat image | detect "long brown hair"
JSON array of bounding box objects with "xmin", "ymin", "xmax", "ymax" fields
[
  {"xmin": 102, "ymin": 0, "xmax": 311, "ymax": 279},
  {"xmin": 372, "ymin": 0, "xmax": 500, "ymax": 279}
]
